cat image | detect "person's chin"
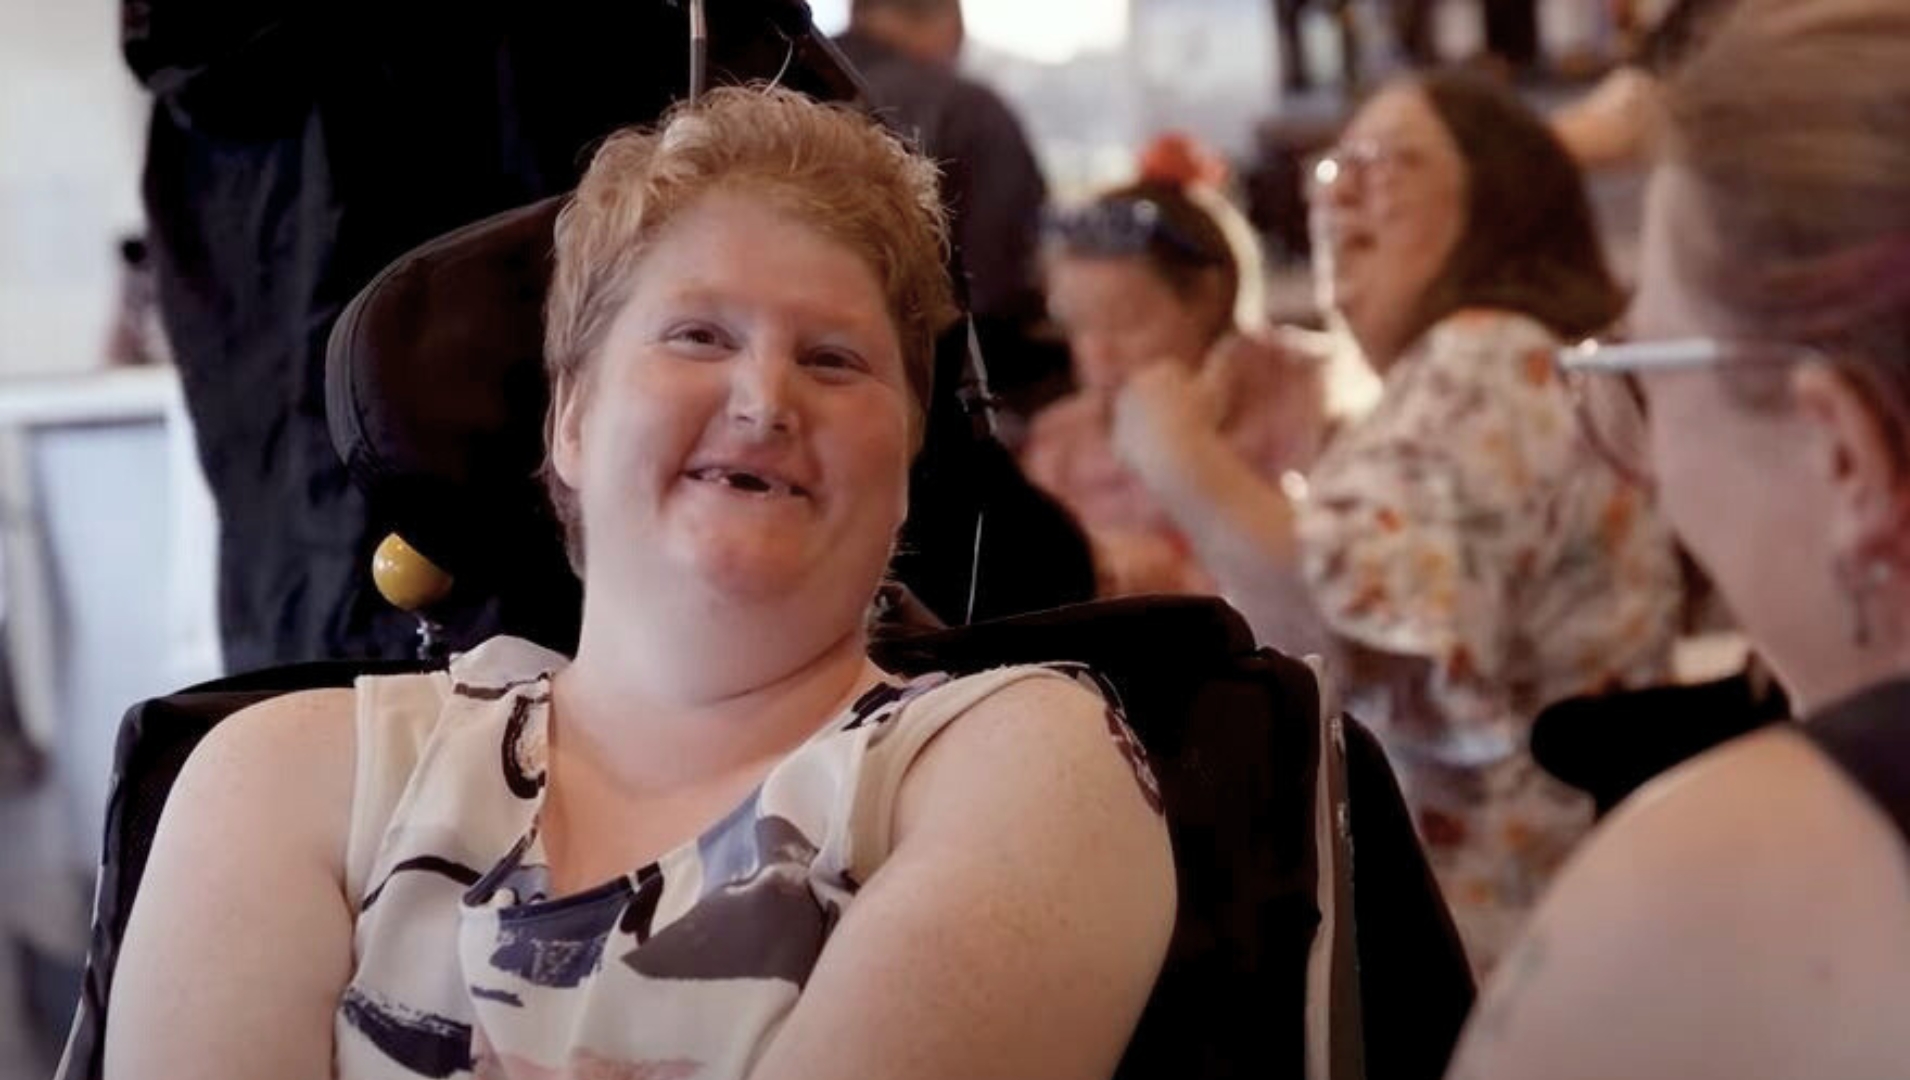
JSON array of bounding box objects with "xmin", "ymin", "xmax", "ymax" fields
[
  {"xmin": 1330, "ymin": 269, "xmax": 1365, "ymax": 314},
  {"xmin": 674, "ymin": 543, "xmax": 810, "ymax": 604},
  {"xmin": 1333, "ymin": 298, "xmax": 1372, "ymax": 346}
]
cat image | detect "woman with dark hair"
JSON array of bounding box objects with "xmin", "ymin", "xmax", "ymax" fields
[
  {"xmin": 1023, "ymin": 135, "xmax": 1332, "ymax": 597},
  {"xmin": 1114, "ymin": 71, "xmax": 1682, "ymax": 972}
]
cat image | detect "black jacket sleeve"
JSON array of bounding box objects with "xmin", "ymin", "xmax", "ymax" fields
[
  {"xmin": 935, "ymin": 81, "xmax": 1049, "ymax": 325},
  {"xmin": 122, "ymin": 0, "xmax": 318, "ymax": 133}
]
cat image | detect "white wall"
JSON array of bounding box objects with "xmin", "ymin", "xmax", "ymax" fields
[{"xmin": 0, "ymin": 0, "xmax": 146, "ymax": 378}]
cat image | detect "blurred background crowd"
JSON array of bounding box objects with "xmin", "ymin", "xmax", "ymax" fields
[{"xmin": 0, "ymin": 0, "xmax": 1816, "ymax": 1074}]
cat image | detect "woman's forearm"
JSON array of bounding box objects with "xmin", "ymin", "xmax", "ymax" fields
[{"xmin": 1138, "ymin": 434, "xmax": 1329, "ymax": 654}]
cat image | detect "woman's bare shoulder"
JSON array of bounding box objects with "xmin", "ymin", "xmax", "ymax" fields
[
  {"xmin": 169, "ymin": 687, "xmax": 360, "ymax": 859},
  {"xmin": 1603, "ymin": 725, "xmax": 1908, "ymax": 880},
  {"xmin": 901, "ymin": 669, "xmax": 1167, "ymax": 871},
  {"xmin": 189, "ymin": 687, "xmax": 356, "ymax": 771},
  {"xmin": 1542, "ymin": 727, "xmax": 1910, "ymax": 966},
  {"xmin": 1451, "ymin": 726, "xmax": 1910, "ymax": 1080},
  {"xmin": 754, "ymin": 668, "xmax": 1173, "ymax": 1080},
  {"xmin": 105, "ymin": 687, "xmax": 362, "ymax": 1080}
]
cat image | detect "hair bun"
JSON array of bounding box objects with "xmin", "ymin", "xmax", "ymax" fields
[{"xmin": 1138, "ymin": 132, "xmax": 1230, "ymax": 189}]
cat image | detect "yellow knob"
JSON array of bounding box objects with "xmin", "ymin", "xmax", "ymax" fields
[{"xmin": 371, "ymin": 533, "xmax": 455, "ymax": 612}]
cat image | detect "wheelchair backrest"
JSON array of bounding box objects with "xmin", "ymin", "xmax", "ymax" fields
[{"xmin": 61, "ymin": 597, "xmax": 1471, "ymax": 1080}]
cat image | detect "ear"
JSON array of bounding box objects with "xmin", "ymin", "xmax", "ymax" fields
[
  {"xmin": 549, "ymin": 372, "xmax": 588, "ymax": 490},
  {"xmin": 1792, "ymin": 362, "xmax": 1910, "ymax": 567}
]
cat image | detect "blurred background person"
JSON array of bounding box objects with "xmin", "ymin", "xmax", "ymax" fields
[
  {"xmin": 1480, "ymin": 0, "xmax": 1542, "ymax": 78},
  {"xmin": 836, "ymin": 0, "xmax": 1062, "ymax": 405},
  {"xmin": 122, "ymin": 2, "xmax": 713, "ymax": 671},
  {"xmin": 1551, "ymin": 0, "xmax": 1738, "ymax": 170},
  {"xmin": 1268, "ymin": 0, "xmax": 1443, "ymax": 98},
  {"xmin": 1024, "ymin": 134, "xmax": 1332, "ymax": 598},
  {"xmin": 1110, "ymin": 71, "xmax": 1684, "ymax": 973},
  {"xmin": 1451, "ymin": 1, "xmax": 1910, "ymax": 1075}
]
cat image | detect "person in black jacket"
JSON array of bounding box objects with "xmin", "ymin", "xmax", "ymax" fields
[
  {"xmin": 125, "ymin": 3, "xmax": 697, "ymax": 671},
  {"xmin": 835, "ymin": 0, "xmax": 1061, "ymax": 404},
  {"xmin": 130, "ymin": 0, "xmax": 1095, "ymax": 673}
]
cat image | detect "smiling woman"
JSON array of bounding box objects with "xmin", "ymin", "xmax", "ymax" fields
[
  {"xmin": 550, "ymin": 189, "xmax": 917, "ymax": 630},
  {"xmin": 101, "ymin": 86, "xmax": 1176, "ymax": 1080}
]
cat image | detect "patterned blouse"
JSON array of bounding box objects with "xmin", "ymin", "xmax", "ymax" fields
[
  {"xmin": 334, "ymin": 636, "xmax": 1153, "ymax": 1078},
  {"xmin": 1297, "ymin": 309, "xmax": 1683, "ymax": 972}
]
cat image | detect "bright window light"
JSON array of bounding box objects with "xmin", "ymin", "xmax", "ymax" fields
[{"xmin": 808, "ymin": 0, "xmax": 1130, "ymax": 63}]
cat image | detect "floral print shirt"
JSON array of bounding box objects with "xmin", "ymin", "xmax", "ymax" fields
[{"xmin": 1297, "ymin": 309, "xmax": 1683, "ymax": 971}]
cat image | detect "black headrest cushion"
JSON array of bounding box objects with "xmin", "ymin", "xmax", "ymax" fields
[
  {"xmin": 318, "ymin": 5, "xmax": 1093, "ymax": 628},
  {"xmin": 321, "ymin": 1, "xmax": 870, "ymax": 588},
  {"xmin": 326, "ymin": 196, "xmax": 566, "ymax": 584}
]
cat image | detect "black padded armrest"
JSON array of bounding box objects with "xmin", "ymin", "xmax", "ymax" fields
[
  {"xmin": 884, "ymin": 596, "xmax": 1328, "ymax": 1078},
  {"xmin": 1343, "ymin": 716, "xmax": 1476, "ymax": 1080}
]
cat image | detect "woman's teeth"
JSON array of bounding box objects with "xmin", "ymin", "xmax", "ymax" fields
[{"xmin": 688, "ymin": 467, "xmax": 800, "ymax": 497}]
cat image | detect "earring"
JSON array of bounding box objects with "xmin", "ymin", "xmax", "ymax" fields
[{"xmin": 1837, "ymin": 556, "xmax": 1896, "ymax": 648}]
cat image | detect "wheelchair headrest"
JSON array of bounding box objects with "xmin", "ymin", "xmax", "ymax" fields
[
  {"xmin": 322, "ymin": 0, "xmax": 1095, "ymax": 634},
  {"xmin": 326, "ymin": 196, "xmax": 568, "ymax": 589},
  {"xmin": 322, "ymin": 0, "xmax": 873, "ymax": 592}
]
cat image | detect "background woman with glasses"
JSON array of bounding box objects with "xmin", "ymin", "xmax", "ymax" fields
[
  {"xmin": 1111, "ymin": 71, "xmax": 1683, "ymax": 973},
  {"xmin": 1020, "ymin": 135, "xmax": 1331, "ymax": 598},
  {"xmin": 1452, "ymin": 2, "xmax": 1910, "ymax": 1074}
]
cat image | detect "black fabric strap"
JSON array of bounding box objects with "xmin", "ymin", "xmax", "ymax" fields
[{"xmin": 1801, "ymin": 678, "xmax": 1910, "ymax": 845}]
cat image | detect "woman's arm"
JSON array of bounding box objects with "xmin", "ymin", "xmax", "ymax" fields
[
  {"xmin": 104, "ymin": 689, "xmax": 359, "ymax": 1080},
  {"xmin": 1111, "ymin": 361, "xmax": 1326, "ymax": 651},
  {"xmin": 749, "ymin": 675, "xmax": 1176, "ymax": 1080},
  {"xmin": 1550, "ymin": 67, "xmax": 1658, "ymax": 170}
]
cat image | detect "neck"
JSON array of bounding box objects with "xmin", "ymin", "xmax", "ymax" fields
[
  {"xmin": 1320, "ymin": 331, "xmax": 1384, "ymax": 418},
  {"xmin": 852, "ymin": 11, "xmax": 955, "ymax": 66},
  {"xmin": 556, "ymin": 594, "xmax": 879, "ymax": 789},
  {"xmin": 1341, "ymin": 304, "xmax": 1424, "ymax": 373},
  {"xmin": 1783, "ymin": 633, "xmax": 1910, "ymax": 719},
  {"xmin": 1351, "ymin": 325, "xmax": 1405, "ymax": 373}
]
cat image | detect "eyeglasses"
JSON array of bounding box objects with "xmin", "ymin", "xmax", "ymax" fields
[
  {"xmin": 1041, "ymin": 198, "xmax": 1225, "ymax": 266},
  {"xmin": 1556, "ymin": 336, "xmax": 1821, "ymax": 490},
  {"xmin": 1304, "ymin": 139, "xmax": 1424, "ymax": 202}
]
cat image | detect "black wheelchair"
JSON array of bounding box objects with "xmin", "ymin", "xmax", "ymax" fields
[{"xmin": 58, "ymin": 5, "xmax": 1472, "ymax": 1077}]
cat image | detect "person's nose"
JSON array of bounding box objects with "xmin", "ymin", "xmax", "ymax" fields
[{"xmin": 727, "ymin": 345, "xmax": 800, "ymax": 437}]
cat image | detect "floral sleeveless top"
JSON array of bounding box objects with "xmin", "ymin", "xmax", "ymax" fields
[{"xmin": 333, "ymin": 636, "xmax": 1142, "ymax": 1078}]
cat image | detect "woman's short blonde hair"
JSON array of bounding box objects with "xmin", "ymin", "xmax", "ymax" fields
[{"xmin": 542, "ymin": 85, "xmax": 958, "ymax": 573}]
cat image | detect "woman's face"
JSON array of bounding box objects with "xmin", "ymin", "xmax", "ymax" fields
[
  {"xmin": 552, "ymin": 189, "xmax": 914, "ymax": 618},
  {"xmin": 1314, "ymin": 84, "xmax": 1467, "ymax": 368},
  {"xmin": 1048, "ymin": 255, "xmax": 1225, "ymax": 400},
  {"xmin": 1631, "ymin": 165, "xmax": 1844, "ymax": 691}
]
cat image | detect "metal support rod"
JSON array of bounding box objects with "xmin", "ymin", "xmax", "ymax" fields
[{"xmin": 689, "ymin": 0, "xmax": 710, "ymax": 100}]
